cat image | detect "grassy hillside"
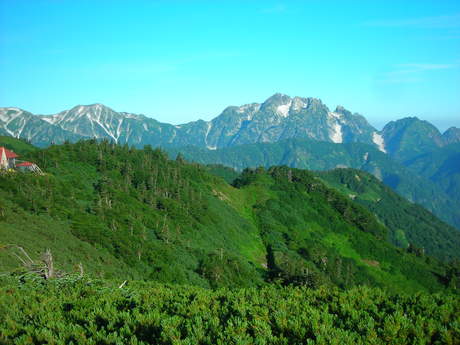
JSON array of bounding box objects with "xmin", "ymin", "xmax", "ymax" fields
[
  {"xmin": 233, "ymin": 167, "xmax": 451, "ymax": 292},
  {"xmin": 0, "ymin": 139, "xmax": 457, "ymax": 293},
  {"xmin": 0, "ymin": 136, "xmax": 37, "ymax": 155},
  {"xmin": 1, "ymin": 140, "xmax": 266, "ymax": 288}
]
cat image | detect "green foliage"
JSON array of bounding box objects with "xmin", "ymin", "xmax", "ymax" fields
[
  {"xmin": 0, "ymin": 135, "xmax": 37, "ymax": 155},
  {"xmin": 0, "ymin": 140, "xmax": 264, "ymax": 288},
  {"xmin": 166, "ymin": 138, "xmax": 460, "ymax": 230},
  {"xmin": 204, "ymin": 164, "xmax": 240, "ymax": 184},
  {"xmin": 0, "ymin": 279, "xmax": 458, "ymax": 344},
  {"xmin": 233, "ymin": 167, "xmax": 449, "ymax": 293},
  {"xmin": 1, "ymin": 139, "xmax": 459, "ymax": 344},
  {"xmin": 0, "ymin": 139, "xmax": 456, "ymax": 294},
  {"xmin": 317, "ymin": 168, "xmax": 460, "ymax": 263}
]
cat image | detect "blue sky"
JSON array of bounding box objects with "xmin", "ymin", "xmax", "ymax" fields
[{"xmin": 1, "ymin": 0, "xmax": 459, "ymax": 130}]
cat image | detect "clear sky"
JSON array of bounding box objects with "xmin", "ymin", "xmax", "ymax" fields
[{"xmin": 1, "ymin": 0, "xmax": 459, "ymax": 130}]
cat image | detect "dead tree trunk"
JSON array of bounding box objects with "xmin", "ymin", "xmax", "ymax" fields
[{"xmin": 42, "ymin": 249, "xmax": 54, "ymax": 279}]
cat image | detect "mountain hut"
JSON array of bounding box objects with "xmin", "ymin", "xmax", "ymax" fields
[
  {"xmin": 0, "ymin": 147, "xmax": 18, "ymax": 170},
  {"xmin": 0, "ymin": 146, "xmax": 42, "ymax": 173}
]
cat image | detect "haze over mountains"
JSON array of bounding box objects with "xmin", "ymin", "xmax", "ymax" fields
[{"xmin": 1, "ymin": 93, "xmax": 460, "ymax": 230}]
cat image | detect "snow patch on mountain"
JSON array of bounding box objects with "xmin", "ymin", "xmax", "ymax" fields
[
  {"xmin": 16, "ymin": 117, "xmax": 27, "ymax": 138},
  {"xmin": 205, "ymin": 122, "xmax": 216, "ymax": 150},
  {"xmin": 236, "ymin": 103, "xmax": 261, "ymax": 121},
  {"xmin": 363, "ymin": 152, "xmax": 369, "ymax": 161},
  {"xmin": 328, "ymin": 112, "xmax": 342, "ymax": 120},
  {"xmin": 236, "ymin": 104, "xmax": 251, "ymax": 114},
  {"xmin": 169, "ymin": 130, "xmax": 177, "ymax": 143},
  {"xmin": 118, "ymin": 119, "xmax": 126, "ymax": 139},
  {"xmin": 42, "ymin": 115, "xmax": 60, "ymax": 124},
  {"xmin": 0, "ymin": 108, "xmax": 25, "ymax": 137},
  {"xmin": 330, "ymin": 122, "xmax": 343, "ymax": 143},
  {"xmin": 77, "ymin": 106, "xmax": 86, "ymax": 115},
  {"xmin": 372, "ymin": 132, "xmax": 386, "ymax": 153},
  {"xmin": 0, "ymin": 108, "xmax": 22, "ymax": 123},
  {"xmin": 277, "ymin": 100, "xmax": 292, "ymax": 117},
  {"xmin": 291, "ymin": 97, "xmax": 306, "ymax": 111}
]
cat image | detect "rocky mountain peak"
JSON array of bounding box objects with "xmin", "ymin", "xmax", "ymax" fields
[
  {"xmin": 260, "ymin": 93, "xmax": 293, "ymax": 116},
  {"xmin": 442, "ymin": 127, "xmax": 460, "ymax": 145},
  {"xmin": 68, "ymin": 103, "xmax": 114, "ymax": 117},
  {"xmin": 263, "ymin": 93, "xmax": 291, "ymax": 105},
  {"xmin": 334, "ymin": 105, "xmax": 351, "ymax": 115},
  {"xmin": 259, "ymin": 94, "xmax": 327, "ymax": 118}
]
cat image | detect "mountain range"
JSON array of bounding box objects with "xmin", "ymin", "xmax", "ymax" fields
[
  {"xmin": 1, "ymin": 94, "xmax": 459, "ymax": 229},
  {"xmin": 2, "ymin": 93, "xmax": 458, "ymax": 152}
]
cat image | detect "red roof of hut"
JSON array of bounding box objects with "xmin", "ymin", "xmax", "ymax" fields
[
  {"xmin": 16, "ymin": 161, "xmax": 33, "ymax": 167},
  {"xmin": 0, "ymin": 147, "xmax": 18, "ymax": 159}
]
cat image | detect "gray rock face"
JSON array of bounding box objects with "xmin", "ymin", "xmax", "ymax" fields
[{"xmin": 201, "ymin": 94, "xmax": 378, "ymax": 149}]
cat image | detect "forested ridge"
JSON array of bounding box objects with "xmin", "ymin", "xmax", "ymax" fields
[
  {"xmin": 166, "ymin": 138, "xmax": 460, "ymax": 230},
  {"xmin": 317, "ymin": 168, "xmax": 460, "ymax": 262},
  {"xmin": 0, "ymin": 138, "xmax": 459, "ymax": 344}
]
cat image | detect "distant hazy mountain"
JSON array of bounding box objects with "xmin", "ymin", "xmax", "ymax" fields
[
  {"xmin": 381, "ymin": 117, "xmax": 448, "ymax": 162},
  {"xmin": 404, "ymin": 143, "xmax": 460, "ymax": 204},
  {"xmin": 442, "ymin": 127, "xmax": 460, "ymax": 145}
]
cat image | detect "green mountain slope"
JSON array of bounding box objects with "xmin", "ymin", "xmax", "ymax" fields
[
  {"xmin": 404, "ymin": 143, "xmax": 460, "ymax": 204},
  {"xmin": 381, "ymin": 117, "xmax": 445, "ymax": 162},
  {"xmin": 0, "ymin": 136, "xmax": 37, "ymax": 155},
  {"xmin": 0, "ymin": 139, "xmax": 455, "ymax": 293},
  {"xmin": 1, "ymin": 141, "xmax": 268, "ymax": 288},
  {"xmin": 236, "ymin": 167, "xmax": 452, "ymax": 292},
  {"xmin": 316, "ymin": 168, "xmax": 460, "ymax": 262},
  {"xmin": 167, "ymin": 139, "xmax": 460, "ymax": 230}
]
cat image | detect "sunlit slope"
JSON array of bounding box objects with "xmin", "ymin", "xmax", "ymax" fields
[{"xmin": 0, "ymin": 139, "xmax": 453, "ymax": 292}]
